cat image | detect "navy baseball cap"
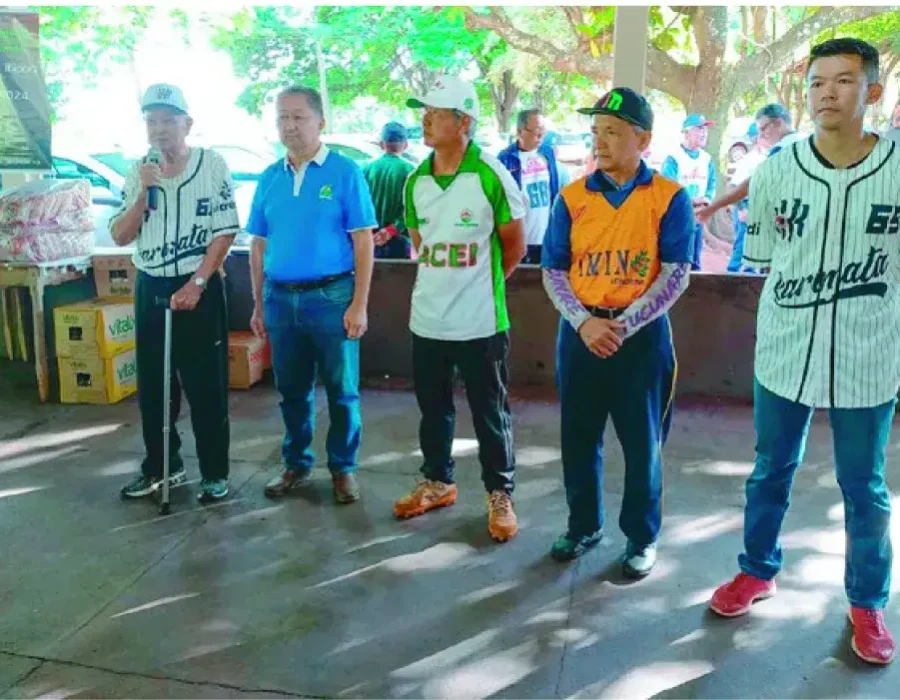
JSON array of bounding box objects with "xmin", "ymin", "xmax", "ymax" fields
[
  {"xmin": 380, "ymin": 121, "xmax": 409, "ymax": 143},
  {"xmin": 755, "ymin": 103, "xmax": 791, "ymax": 122},
  {"xmin": 577, "ymin": 87, "xmax": 654, "ymax": 131},
  {"xmin": 683, "ymin": 113, "xmax": 714, "ymax": 129}
]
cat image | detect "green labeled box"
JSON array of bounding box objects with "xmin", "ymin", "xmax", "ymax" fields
[{"xmin": 53, "ymin": 297, "xmax": 136, "ymax": 359}]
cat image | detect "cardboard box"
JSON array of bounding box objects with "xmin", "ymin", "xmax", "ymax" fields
[
  {"xmin": 228, "ymin": 332, "xmax": 271, "ymax": 389},
  {"xmin": 93, "ymin": 249, "xmax": 137, "ymax": 298},
  {"xmin": 58, "ymin": 347, "xmax": 137, "ymax": 404},
  {"xmin": 54, "ymin": 297, "xmax": 136, "ymax": 358}
]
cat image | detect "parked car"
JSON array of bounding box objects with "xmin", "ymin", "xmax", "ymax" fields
[
  {"xmin": 47, "ymin": 145, "xmax": 271, "ymax": 248},
  {"xmin": 47, "ymin": 151, "xmax": 126, "ymax": 248},
  {"xmin": 554, "ymin": 132, "xmax": 590, "ymax": 167}
]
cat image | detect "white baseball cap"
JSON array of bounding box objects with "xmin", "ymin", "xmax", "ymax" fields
[
  {"xmin": 407, "ymin": 75, "xmax": 479, "ymax": 121},
  {"xmin": 141, "ymin": 83, "xmax": 189, "ymax": 115}
]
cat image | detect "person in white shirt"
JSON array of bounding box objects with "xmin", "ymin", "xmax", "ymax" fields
[
  {"xmin": 497, "ymin": 110, "xmax": 563, "ymax": 264},
  {"xmin": 661, "ymin": 114, "xmax": 717, "ymax": 270},
  {"xmin": 709, "ymin": 37, "xmax": 898, "ymax": 667},
  {"xmin": 112, "ymin": 83, "xmax": 240, "ymax": 504},
  {"xmin": 726, "ymin": 127, "xmax": 767, "ymax": 273},
  {"xmin": 882, "ymin": 99, "xmax": 900, "ymax": 144},
  {"xmin": 393, "ymin": 76, "xmax": 526, "ymax": 542},
  {"xmin": 696, "ymin": 103, "xmax": 807, "ymax": 229}
]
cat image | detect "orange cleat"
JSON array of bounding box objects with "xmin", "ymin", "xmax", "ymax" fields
[
  {"xmin": 393, "ymin": 480, "xmax": 458, "ymax": 519},
  {"xmin": 487, "ymin": 491, "xmax": 518, "ymax": 542}
]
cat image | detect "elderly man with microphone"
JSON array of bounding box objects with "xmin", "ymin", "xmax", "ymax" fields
[{"xmin": 112, "ymin": 83, "xmax": 241, "ymax": 504}]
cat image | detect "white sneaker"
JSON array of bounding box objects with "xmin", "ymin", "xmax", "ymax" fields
[{"xmin": 622, "ymin": 542, "xmax": 657, "ymax": 580}]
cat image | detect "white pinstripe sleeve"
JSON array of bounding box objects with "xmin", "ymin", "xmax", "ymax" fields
[
  {"xmin": 743, "ymin": 163, "xmax": 777, "ymax": 267},
  {"xmin": 108, "ymin": 161, "xmax": 142, "ymax": 233}
]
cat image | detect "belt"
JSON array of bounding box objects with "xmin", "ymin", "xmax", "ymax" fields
[
  {"xmin": 585, "ymin": 306, "xmax": 626, "ymax": 319},
  {"xmin": 272, "ymin": 271, "xmax": 353, "ymax": 292}
]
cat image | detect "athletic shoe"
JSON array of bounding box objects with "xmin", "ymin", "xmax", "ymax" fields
[
  {"xmin": 487, "ymin": 490, "xmax": 518, "ymax": 542},
  {"xmin": 709, "ymin": 572, "xmax": 777, "ymax": 617},
  {"xmin": 120, "ymin": 468, "xmax": 186, "ymax": 499},
  {"xmin": 393, "ymin": 480, "xmax": 458, "ymax": 519},
  {"xmin": 622, "ymin": 541, "xmax": 657, "ymax": 579},
  {"xmin": 849, "ymin": 607, "xmax": 895, "ymax": 665},
  {"xmin": 550, "ymin": 529, "xmax": 604, "ymax": 562},
  {"xmin": 197, "ymin": 479, "xmax": 229, "ymax": 503}
]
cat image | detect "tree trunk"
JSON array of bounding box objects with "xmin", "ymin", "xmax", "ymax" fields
[
  {"xmin": 488, "ymin": 69, "xmax": 518, "ymax": 134},
  {"xmin": 739, "ymin": 7, "xmax": 749, "ymax": 57},
  {"xmin": 876, "ymin": 50, "xmax": 900, "ymax": 129},
  {"xmin": 751, "ymin": 7, "xmax": 767, "ymax": 44}
]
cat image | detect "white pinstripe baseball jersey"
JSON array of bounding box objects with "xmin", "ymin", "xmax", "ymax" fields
[
  {"xmin": 745, "ymin": 136, "xmax": 900, "ymax": 408},
  {"xmin": 111, "ymin": 148, "xmax": 241, "ymax": 278}
]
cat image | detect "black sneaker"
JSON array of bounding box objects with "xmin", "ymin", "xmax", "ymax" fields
[
  {"xmin": 550, "ymin": 529, "xmax": 604, "ymax": 562},
  {"xmin": 120, "ymin": 469, "xmax": 187, "ymax": 499}
]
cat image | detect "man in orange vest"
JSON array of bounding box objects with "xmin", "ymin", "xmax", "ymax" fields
[{"xmin": 541, "ymin": 87, "xmax": 696, "ymax": 578}]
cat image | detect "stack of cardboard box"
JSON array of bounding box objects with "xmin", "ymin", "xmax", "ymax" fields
[
  {"xmin": 53, "ymin": 297, "xmax": 137, "ymax": 404},
  {"xmin": 228, "ymin": 331, "xmax": 271, "ymax": 389},
  {"xmin": 93, "ymin": 248, "xmax": 137, "ymax": 298},
  {"xmin": 88, "ymin": 247, "xmax": 270, "ymax": 391}
]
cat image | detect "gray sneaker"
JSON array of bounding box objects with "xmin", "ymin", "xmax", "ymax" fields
[
  {"xmin": 120, "ymin": 469, "xmax": 187, "ymax": 499},
  {"xmin": 622, "ymin": 541, "xmax": 658, "ymax": 580},
  {"xmin": 264, "ymin": 468, "xmax": 312, "ymax": 498}
]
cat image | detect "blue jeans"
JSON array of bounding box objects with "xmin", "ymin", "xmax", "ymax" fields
[
  {"xmin": 263, "ymin": 275, "xmax": 361, "ymax": 475},
  {"xmin": 557, "ymin": 316, "xmax": 676, "ymax": 544},
  {"xmin": 740, "ymin": 380, "xmax": 895, "ymax": 609},
  {"xmin": 691, "ymin": 224, "xmax": 703, "ymax": 271},
  {"xmin": 727, "ymin": 204, "xmax": 747, "ymax": 273}
]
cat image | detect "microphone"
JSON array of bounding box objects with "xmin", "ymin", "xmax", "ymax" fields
[{"xmin": 146, "ymin": 147, "xmax": 161, "ymax": 211}]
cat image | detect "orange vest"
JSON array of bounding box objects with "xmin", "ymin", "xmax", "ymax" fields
[{"xmin": 562, "ymin": 173, "xmax": 681, "ymax": 308}]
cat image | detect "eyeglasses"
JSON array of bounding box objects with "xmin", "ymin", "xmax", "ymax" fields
[{"xmin": 522, "ymin": 126, "xmax": 546, "ymax": 137}]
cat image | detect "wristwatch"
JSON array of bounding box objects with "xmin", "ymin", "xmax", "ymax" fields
[{"xmin": 193, "ymin": 276, "xmax": 207, "ymax": 290}]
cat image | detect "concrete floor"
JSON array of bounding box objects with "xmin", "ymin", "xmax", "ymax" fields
[{"xmin": 1, "ymin": 378, "xmax": 899, "ymax": 699}]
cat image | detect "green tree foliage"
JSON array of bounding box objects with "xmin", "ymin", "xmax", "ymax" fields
[
  {"xmin": 34, "ymin": 6, "xmax": 195, "ymax": 118},
  {"xmin": 210, "ymin": 6, "xmax": 588, "ymax": 133},
  {"xmin": 464, "ymin": 6, "xmax": 895, "ymax": 166}
]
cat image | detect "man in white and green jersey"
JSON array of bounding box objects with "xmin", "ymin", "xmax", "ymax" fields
[{"xmin": 392, "ymin": 75, "xmax": 527, "ymax": 543}]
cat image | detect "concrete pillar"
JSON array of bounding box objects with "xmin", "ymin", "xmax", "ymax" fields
[{"xmin": 612, "ymin": 6, "xmax": 650, "ymax": 92}]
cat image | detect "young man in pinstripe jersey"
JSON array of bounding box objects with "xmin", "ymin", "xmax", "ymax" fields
[{"xmin": 710, "ymin": 39, "xmax": 897, "ymax": 665}]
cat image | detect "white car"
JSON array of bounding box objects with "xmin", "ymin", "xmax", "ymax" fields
[
  {"xmin": 50, "ymin": 146, "xmax": 271, "ymax": 248},
  {"xmin": 48, "ymin": 151, "xmax": 127, "ymax": 248}
]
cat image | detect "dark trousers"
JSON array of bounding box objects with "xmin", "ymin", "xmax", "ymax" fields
[
  {"xmin": 522, "ymin": 244, "xmax": 542, "ymax": 265},
  {"xmin": 413, "ymin": 332, "xmax": 515, "ymax": 493},
  {"xmin": 557, "ymin": 315, "xmax": 676, "ymax": 544},
  {"xmin": 375, "ymin": 236, "xmax": 411, "ymax": 259},
  {"xmin": 135, "ymin": 271, "xmax": 230, "ymax": 481}
]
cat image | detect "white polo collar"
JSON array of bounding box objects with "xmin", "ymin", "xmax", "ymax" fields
[{"xmin": 283, "ymin": 143, "xmax": 329, "ymax": 172}]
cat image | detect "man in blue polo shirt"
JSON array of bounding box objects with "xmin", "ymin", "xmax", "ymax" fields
[{"xmin": 247, "ymin": 86, "xmax": 377, "ymax": 505}]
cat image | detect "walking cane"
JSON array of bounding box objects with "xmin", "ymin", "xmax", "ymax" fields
[{"xmin": 154, "ymin": 296, "xmax": 174, "ymax": 516}]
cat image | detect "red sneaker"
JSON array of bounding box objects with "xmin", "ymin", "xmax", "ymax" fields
[
  {"xmin": 849, "ymin": 607, "xmax": 895, "ymax": 665},
  {"xmin": 709, "ymin": 572, "xmax": 777, "ymax": 617}
]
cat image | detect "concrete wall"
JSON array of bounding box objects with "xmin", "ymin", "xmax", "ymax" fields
[{"xmin": 226, "ymin": 254, "xmax": 764, "ymax": 400}]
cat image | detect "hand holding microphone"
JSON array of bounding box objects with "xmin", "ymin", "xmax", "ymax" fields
[{"xmin": 141, "ymin": 147, "xmax": 162, "ymax": 211}]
